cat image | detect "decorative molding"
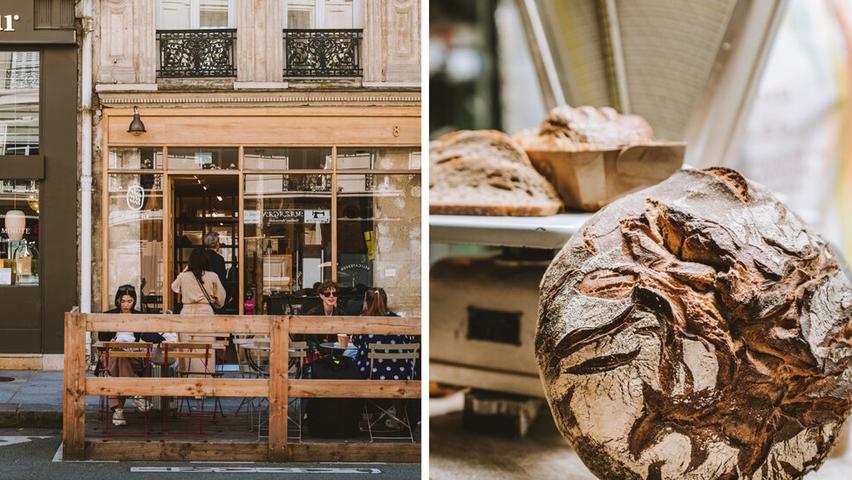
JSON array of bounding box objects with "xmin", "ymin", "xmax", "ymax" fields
[
  {"xmin": 234, "ymin": 82, "xmax": 290, "ymax": 90},
  {"xmin": 96, "ymin": 83, "xmax": 159, "ymax": 92},
  {"xmin": 97, "ymin": 91, "xmax": 420, "ymax": 107}
]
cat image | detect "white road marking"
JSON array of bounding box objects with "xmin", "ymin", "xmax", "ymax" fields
[
  {"xmin": 0, "ymin": 435, "xmax": 51, "ymax": 447},
  {"xmin": 130, "ymin": 466, "xmax": 383, "ymax": 474}
]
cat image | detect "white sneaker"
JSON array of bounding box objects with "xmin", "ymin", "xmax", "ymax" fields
[
  {"xmin": 112, "ymin": 408, "xmax": 127, "ymax": 426},
  {"xmin": 132, "ymin": 396, "xmax": 151, "ymax": 412}
]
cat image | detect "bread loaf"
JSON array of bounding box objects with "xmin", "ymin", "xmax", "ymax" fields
[
  {"xmin": 429, "ymin": 130, "xmax": 562, "ymax": 216},
  {"xmin": 516, "ymin": 105, "xmax": 656, "ymax": 151},
  {"xmin": 536, "ymin": 167, "xmax": 852, "ymax": 479}
]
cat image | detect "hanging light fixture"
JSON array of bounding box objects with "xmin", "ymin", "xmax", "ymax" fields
[{"xmin": 127, "ymin": 106, "xmax": 146, "ymax": 135}]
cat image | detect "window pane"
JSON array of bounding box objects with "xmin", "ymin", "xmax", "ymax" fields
[
  {"xmin": 0, "ymin": 52, "xmax": 39, "ymax": 156},
  {"xmin": 200, "ymin": 0, "xmax": 230, "ymax": 28},
  {"xmin": 244, "ymin": 147, "xmax": 331, "ymax": 170},
  {"xmin": 0, "ymin": 180, "xmax": 39, "ymax": 285},
  {"xmin": 109, "ymin": 147, "xmax": 163, "ymax": 170},
  {"xmin": 158, "ymin": 0, "xmax": 191, "ymax": 29},
  {"xmin": 244, "ymin": 174, "xmax": 331, "ymax": 314},
  {"xmin": 286, "ymin": 0, "xmax": 316, "ymax": 28},
  {"xmin": 337, "ymin": 174, "xmax": 420, "ymax": 317},
  {"xmin": 107, "ymin": 174, "xmax": 164, "ymax": 312},
  {"xmin": 168, "ymin": 147, "xmax": 238, "ymax": 170},
  {"xmin": 337, "ymin": 148, "xmax": 421, "ymax": 170}
]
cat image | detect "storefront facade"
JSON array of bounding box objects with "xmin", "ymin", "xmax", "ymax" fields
[
  {"xmin": 89, "ymin": 0, "xmax": 422, "ymax": 322},
  {"xmin": 0, "ymin": 0, "xmax": 77, "ymax": 362}
]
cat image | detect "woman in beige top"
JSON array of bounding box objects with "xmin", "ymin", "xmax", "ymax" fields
[
  {"xmin": 172, "ymin": 247, "xmax": 225, "ymax": 315},
  {"xmin": 171, "ymin": 247, "xmax": 225, "ymax": 375}
]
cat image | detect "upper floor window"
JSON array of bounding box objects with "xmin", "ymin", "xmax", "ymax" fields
[
  {"xmin": 0, "ymin": 52, "xmax": 39, "ymax": 156},
  {"xmin": 284, "ymin": 0, "xmax": 364, "ymax": 29},
  {"xmin": 157, "ymin": 0, "xmax": 235, "ymax": 30}
]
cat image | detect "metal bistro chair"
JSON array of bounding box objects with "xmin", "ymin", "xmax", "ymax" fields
[
  {"xmin": 363, "ymin": 342, "xmax": 420, "ymax": 443},
  {"xmin": 253, "ymin": 339, "xmax": 308, "ymax": 442},
  {"xmin": 100, "ymin": 341, "xmax": 154, "ymax": 436},
  {"xmin": 160, "ymin": 341, "xmax": 221, "ymax": 436}
]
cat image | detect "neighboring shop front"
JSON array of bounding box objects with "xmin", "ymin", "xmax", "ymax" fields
[
  {"xmin": 95, "ymin": 99, "xmax": 421, "ymax": 319},
  {"xmin": 0, "ymin": 0, "xmax": 77, "ymax": 362}
]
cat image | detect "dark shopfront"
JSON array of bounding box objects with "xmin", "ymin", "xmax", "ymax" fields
[{"xmin": 0, "ymin": 0, "xmax": 77, "ymax": 358}]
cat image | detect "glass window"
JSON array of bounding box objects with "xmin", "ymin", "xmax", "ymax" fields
[
  {"xmin": 285, "ymin": 0, "xmax": 363, "ymax": 29},
  {"xmin": 157, "ymin": 0, "xmax": 232, "ymax": 29},
  {"xmin": 107, "ymin": 174, "xmax": 164, "ymax": 312},
  {"xmin": 244, "ymin": 174, "xmax": 331, "ymax": 314},
  {"xmin": 0, "ymin": 180, "xmax": 39, "ymax": 285},
  {"xmin": 0, "ymin": 52, "xmax": 39, "ymax": 156},
  {"xmin": 336, "ymin": 148, "xmax": 421, "ymax": 170},
  {"xmin": 168, "ymin": 147, "xmax": 238, "ymax": 170},
  {"xmin": 244, "ymin": 147, "xmax": 332, "ymax": 170},
  {"xmin": 337, "ymin": 174, "xmax": 420, "ymax": 316},
  {"xmin": 109, "ymin": 147, "xmax": 163, "ymax": 170}
]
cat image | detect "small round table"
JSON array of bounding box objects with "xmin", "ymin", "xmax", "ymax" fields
[{"xmin": 318, "ymin": 342, "xmax": 358, "ymax": 354}]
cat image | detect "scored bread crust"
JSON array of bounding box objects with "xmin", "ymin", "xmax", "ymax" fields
[
  {"xmin": 430, "ymin": 130, "xmax": 562, "ymax": 216},
  {"xmin": 515, "ymin": 105, "xmax": 655, "ymax": 151}
]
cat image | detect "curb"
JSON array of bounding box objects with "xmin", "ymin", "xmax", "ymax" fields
[{"xmin": 0, "ymin": 403, "xmax": 62, "ymax": 429}]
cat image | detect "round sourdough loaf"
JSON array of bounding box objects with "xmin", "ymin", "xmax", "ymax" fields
[
  {"xmin": 515, "ymin": 105, "xmax": 656, "ymax": 151},
  {"xmin": 429, "ymin": 130, "xmax": 562, "ymax": 216},
  {"xmin": 536, "ymin": 167, "xmax": 852, "ymax": 479}
]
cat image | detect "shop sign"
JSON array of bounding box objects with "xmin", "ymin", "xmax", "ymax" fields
[
  {"xmin": 264, "ymin": 209, "xmax": 302, "ymax": 224},
  {"xmin": 126, "ymin": 184, "xmax": 145, "ymax": 211},
  {"xmin": 0, "ymin": 14, "xmax": 19, "ymax": 32},
  {"xmin": 304, "ymin": 209, "xmax": 330, "ymax": 224}
]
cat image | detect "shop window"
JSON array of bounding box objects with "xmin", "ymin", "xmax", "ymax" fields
[
  {"xmin": 168, "ymin": 147, "xmax": 238, "ymax": 170},
  {"xmin": 109, "ymin": 147, "xmax": 163, "ymax": 170},
  {"xmin": 244, "ymin": 174, "xmax": 332, "ymax": 314},
  {"xmin": 244, "ymin": 147, "xmax": 332, "ymax": 170},
  {"xmin": 284, "ymin": 0, "xmax": 364, "ymax": 29},
  {"xmin": 0, "ymin": 180, "xmax": 39, "ymax": 286},
  {"xmin": 107, "ymin": 174, "xmax": 164, "ymax": 313},
  {"xmin": 336, "ymin": 173, "xmax": 420, "ymax": 317},
  {"xmin": 157, "ymin": 0, "xmax": 235, "ymax": 29},
  {"xmin": 336, "ymin": 148, "xmax": 421, "ymax": 170},
  {"xmin": 0, "ymin": 52, "xmax": 39, "ymax": 156}
]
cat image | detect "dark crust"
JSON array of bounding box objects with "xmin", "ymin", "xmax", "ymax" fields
[{"xmin": 536, "ymin": 167, "xmax": 852, "ymax": 479}]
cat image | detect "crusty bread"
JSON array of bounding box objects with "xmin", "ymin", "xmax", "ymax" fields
[
  {"xmin": 515, "ymin": 105, "xmax": 655, "ymax": 151},
  {"xmin": 429, "ymin": 130, "xmax": 562, "ymax": 216}
]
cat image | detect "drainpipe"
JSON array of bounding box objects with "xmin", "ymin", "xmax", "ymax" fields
[{"xmin": 80, "ymin": 0, "xmax": 93, "ymax": 314}]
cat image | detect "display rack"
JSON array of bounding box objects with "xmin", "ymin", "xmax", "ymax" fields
[{"xmin": 429, "ymin": 212, "xmax": 593, "ymax": 249}]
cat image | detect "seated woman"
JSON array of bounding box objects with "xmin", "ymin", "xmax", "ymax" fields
[
  {"xmin": 102, "ymin": 285, "xmax": 178, "ymax": 426},
  {"xmin": 351, "ymin": 288, "xmax": 415, "ymax": 381}
]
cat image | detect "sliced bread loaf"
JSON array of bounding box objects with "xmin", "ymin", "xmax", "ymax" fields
[
  {"xmin": 515, "ymin": 105, "xmax": 655, "ymax": 151},
  {"xmin": 430, "ymin": 130, "xmax": 562, "ymax": 216}
]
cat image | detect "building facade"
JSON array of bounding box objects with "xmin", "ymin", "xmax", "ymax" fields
[
  {"xmin": 89, "ymin": 0, "xmax": 421, "ymax": 325},
  {"xmin": 0, "ymin": 0, "xmax": 77, "ymax": 365}
]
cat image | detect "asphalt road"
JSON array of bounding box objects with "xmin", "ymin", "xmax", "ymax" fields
[{"xmin": 0, "ymin": 428, "xmax": 421, "ymax": 480}]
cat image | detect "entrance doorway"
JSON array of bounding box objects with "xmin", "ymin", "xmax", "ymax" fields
[{"xmin": 169, "ymin": 175, "xmax": 239, "ymax": 314}]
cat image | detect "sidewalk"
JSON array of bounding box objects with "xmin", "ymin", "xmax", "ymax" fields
[{"xmin": 0, "ymin": 370, "xmax": 63, "ymax": 428}]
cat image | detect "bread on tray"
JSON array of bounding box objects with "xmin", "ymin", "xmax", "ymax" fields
[
  {"xmin": 429, "ymin": 130, "xmax": 563, "ymax": 216},
  {"xmin": 515, "ymin": 105, "xmax": 656, "ymax": 151}
]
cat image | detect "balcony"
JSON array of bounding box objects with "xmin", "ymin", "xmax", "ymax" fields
[
  {"xmin": 156, "ymin": 29, "xmax": 237, "ymax": 78},
  {"xmin": 282, "ymin": 29, "xmax": 363, "ymax": 78}
]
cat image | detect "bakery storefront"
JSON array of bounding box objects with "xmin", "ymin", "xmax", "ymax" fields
[
  {"xmin": 0, "ymin": 0, "xmax": 77, "ymax": 360},
  {"xmin": 96, "ymin": 102, "xmax": 421, "ymax": 318}
]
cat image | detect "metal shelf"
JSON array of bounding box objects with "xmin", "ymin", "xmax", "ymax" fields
[{"xmin": 429, "ymin": 213, "xmax": 593, "ymax": 249}]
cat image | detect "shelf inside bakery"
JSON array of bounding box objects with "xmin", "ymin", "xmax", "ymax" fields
[{"xmin": 429, "ymin": 213, "xmax": 593, "ymax": 249}]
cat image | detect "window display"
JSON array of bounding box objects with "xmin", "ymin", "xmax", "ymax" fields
[{"xmin": 0, "ymin": 180, "xmax": 39, "ymax": 285}]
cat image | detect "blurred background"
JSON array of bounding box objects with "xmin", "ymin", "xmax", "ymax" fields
[{"xmin": 430, "ymin": 0, "xmax": 852, "ymax": 262}]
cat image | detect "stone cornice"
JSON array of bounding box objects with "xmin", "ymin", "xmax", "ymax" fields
[{"xmin": 96, "ymin": 89, "xmax": 421, "ymax": 108}]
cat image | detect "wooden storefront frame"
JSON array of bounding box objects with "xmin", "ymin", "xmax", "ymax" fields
[
  {"xmin": 63, "ymin": 309, "xmax": 421, "ymax": 462},
  {"xmin": 100, "ymin": 107, "xmax": 421, "ymax": 314}
]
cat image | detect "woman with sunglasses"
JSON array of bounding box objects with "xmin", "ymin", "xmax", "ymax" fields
[{"xmin": 303, "ymin": 281, "xmax": 343, "ymax": 349}]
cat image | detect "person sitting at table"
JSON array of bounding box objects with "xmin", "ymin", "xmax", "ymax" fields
[
  {"xmin": 100, "ymin": 285, "xmax": 149, "ymax": 426},
  {"xmin": 351, "ymin": 288, "xmax": 414, "ymax": 381},
  {"xmin": 301, "ymin": 280, "xmax": 343, "ymax": 349}
]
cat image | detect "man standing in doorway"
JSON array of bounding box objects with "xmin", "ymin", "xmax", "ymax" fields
[{"xmin": 204, "ymin": 231, "xmax": 228, "ymax": 313}]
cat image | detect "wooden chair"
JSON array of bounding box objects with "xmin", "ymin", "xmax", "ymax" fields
[
  {"xmin": 161, "ymin": 341, "xmax": 220, "ymax": 436},
  {"xmin": 364, "ymin": 342, "xmax": 419, "ymax": 443},
  {"xmin": 100, "ymin": 341, "xmax": 154, "ymax": 436}
]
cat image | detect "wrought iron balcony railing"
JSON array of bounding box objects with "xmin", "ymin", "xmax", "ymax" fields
[
  {"xmin": 283, "ymin": 29, "xmax": 363, "ymax": 78},
  {"xmin": 156, "ymin": 29, "xmax": 237, "ymax": 78}
]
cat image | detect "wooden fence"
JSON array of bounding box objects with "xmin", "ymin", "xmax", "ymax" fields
[{"xmin": 62, "ymin": 309, "xmax": 421, "ymax": 462}]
